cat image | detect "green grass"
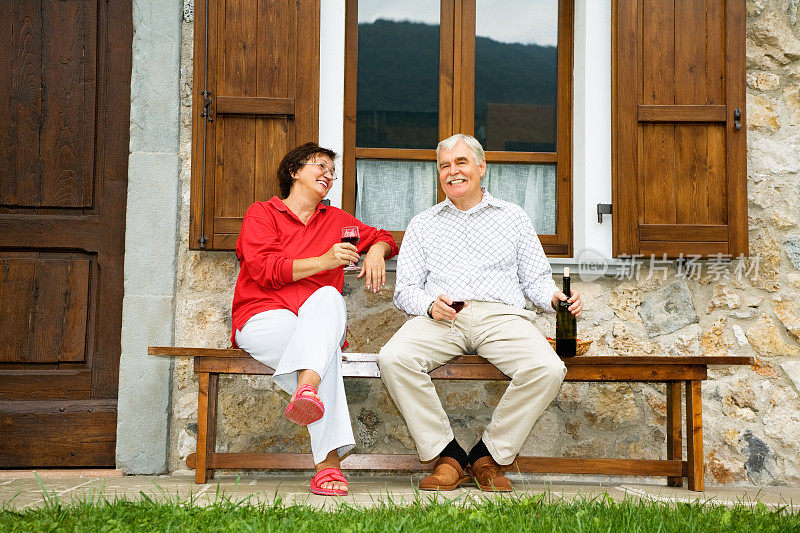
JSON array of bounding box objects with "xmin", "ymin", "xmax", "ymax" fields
[{"xmin": 2, "ymin": 489, "xmax": 799, "ymax": 533}]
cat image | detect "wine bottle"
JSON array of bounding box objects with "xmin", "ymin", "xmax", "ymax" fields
[{"xmin": 555, "ymin": 267, "xmax": 577, "ymax": 357}]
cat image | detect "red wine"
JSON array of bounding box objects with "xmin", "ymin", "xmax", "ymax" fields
[
  {"xmin": 341, "ymin": 236, "xmax": 360, "ymax": 246},
  {"xmin": 451, "ymin": 301, "xmax": 465, "ymax": 313},
  {"xmin": 555, "ymin": 267, "xmax": 577, "ymax": 357}
]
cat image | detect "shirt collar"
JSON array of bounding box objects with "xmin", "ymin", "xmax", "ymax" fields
[
  {"xmin": 435, "ymin": 188, "xmax": 502, "ymax": 214},
  {"xmin": 268, "ymin": 196, "xmax": 328, "ymax": 213},
  {"xmin": 267, "ymin": 196, "xmax": 327, "ymax": 226}
]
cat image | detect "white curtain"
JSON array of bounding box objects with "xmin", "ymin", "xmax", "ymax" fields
[
  {"xmin": 355, "ymin": 159, "xmax": 438, "ymax": 230},
  {"xmin": 483, "ymin": 163, "xmax": 556, "ymax": 234},
  {"xmin": 355, "ymin": 160, "xmax": 556, "ymax": 234}
]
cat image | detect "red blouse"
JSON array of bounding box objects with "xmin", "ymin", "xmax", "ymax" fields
[{"xmin": 231, "ymin": 196, "xmax": 399, "ymax": 347}]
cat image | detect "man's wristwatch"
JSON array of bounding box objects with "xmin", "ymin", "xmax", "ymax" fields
[{"xmin": 426, "ymin": 301, "xmax": 435, "ymax": 319}]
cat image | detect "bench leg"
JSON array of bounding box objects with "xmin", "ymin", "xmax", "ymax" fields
[
  {"xmin": 195, "ymin": 372, "xmax": 219, "ymax": 484},
  {"xmin": 685, "ymin": 380, "xmax": 704, "ymax": 491},
  {"xmin": 666, "ymin": 382, "xmax": 683, "ymax": 487}
]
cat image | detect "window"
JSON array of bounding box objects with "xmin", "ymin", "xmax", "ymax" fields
[{"xmin": 342, "ymin": 0, "xmax": 574, "ymax": 255}]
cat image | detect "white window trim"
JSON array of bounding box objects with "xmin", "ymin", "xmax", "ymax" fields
[{"xmin": 319, "ymin": 0, "xmax": 624, "ymax": 275}]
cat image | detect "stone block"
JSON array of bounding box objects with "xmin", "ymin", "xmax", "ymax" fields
[
  {"xmin": 117, "ymin": 294, "xmax": 174, "ymax": 474},
  {"xmin": 638, "ymin": 280, "xmax": 698, "ymax": 337},
  {"xmin": 785, "ymin": 84, "xmax": 800, "ymax": 125},
  {"xmin": 748, "ymin": 136, "xmax": 800, "ymax": 175},
  {"xmin": 782, "ymin": 361, "xmax": 800, "ymax": 395},
  {"xmin": 786, "ymin": 235, "xmax": 800, "ymax": 270},
  {"xmin": 764, "ymin": 390, "xmax": 800, "ymax": 451},
  {"xmin": 707, "ymin": 447, "xmax": 746, "ymax": 484},
  {"xmin": 746, "ymin": 0, "xmax": 767, "ymax": 17},
  {"xmin": 749, "ymin": 12, "xmax": 800, "ymax": 66},
  {"xmin": 733, "ymin": 324, "xmax": 749, "ymax": 346},
  {"xmin": 746, "ymin": 314, "xmax": 800, "ymax": 357},
  {"xmin": 701, "ymin": 317, "xmax": 733, "ymax": 356},
  {"xmin": 129, "ymin": 0, "xmax": 182, "ymax": 153},
  {"xmin": 774, "ymin": 295, "xmax": 800, "ymax": 341},
  {"xmin": 364, "ymin": 286, "xmax": 394, "ymax": 307},
  {"xmin": 748, "ymin": 178, "xmax": 777, "ymax": 208},
  {"xmin": 125, "ymin": 152, "xmax": 180, "ymax": 296},
  {"xmin": 749, "ymin": 230, "xmax": 781, "ymax": 291},
  {"xmin": 583, "ymin": 384, "xmax": 641, "ymax": 431},
  {"xmin": 182, "ymin": 252, "xmax": 238, "ymax": 294},
  {"xmin": 609, "ymin": 321, "xmax": 658, "ymax": 355},
  {"xmin": 175, "ymin": 391, "xmax": 198, "ymax": 419},
  {"xmin": 707, "ymin": 284, "xmax": 743, "ymax": 313},
  {"xmin": 177, "ymin": 429, "xmax": 196, "ymax": 460},
  {"xmin": 742, "ymin": 430, "xmax": 772, "ymax": 480},
  {"xmin": 175, "ymin": 294, "xmax": 232, "ymax": 348},
  {"xmin": 747, "ymin": 93, "xmax": 780, "ymax": 131},
  {"xmin": 747, "ymin": 71, "xmax": 780, "ymax": 91},
  {"xmin": 609, "ymin": 283, "xmax": 641, "ymax": 321},
  {"xmin": 731, "ymin": 307, "xmax": 759, "ymax": 319},
  {"xmin": 770, "ymin": 208, "xmax": 798, "ymax": 229},
  {"xmin": 346, "ymin": 308, "xmax": 409, "ymax": 353}
]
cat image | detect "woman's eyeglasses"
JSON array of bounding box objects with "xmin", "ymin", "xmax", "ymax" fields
[{"xmin": 303, "ymin": 162, "xmax": 336, "ymax": 180}]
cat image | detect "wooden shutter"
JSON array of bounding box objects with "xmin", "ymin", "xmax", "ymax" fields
[
  {"xmin": 612, "ymin": 0, "xmax": 746, "ymax": 257},
  {"xmin": 190, "ymin": 0, "xmax": 320, "ymax": 250}
]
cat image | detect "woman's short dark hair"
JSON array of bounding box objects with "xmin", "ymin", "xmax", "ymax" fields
[{"xmin": 277, "ymin": 142, "xmax": 337, "ymax": 198}]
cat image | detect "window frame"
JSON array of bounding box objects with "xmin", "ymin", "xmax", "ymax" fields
[{"xmin": 342, "ymin": 0, "xmax": 574, "ymax": 256}]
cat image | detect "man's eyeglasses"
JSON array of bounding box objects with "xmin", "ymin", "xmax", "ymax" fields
[{"xmin": 303, "ymin": 162, "xmax": 337, "ymax": 180}]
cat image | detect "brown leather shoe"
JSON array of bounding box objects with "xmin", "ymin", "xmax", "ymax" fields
[
  {"xmin": 419, "ymin": 456, "xmax": 472, "ymax": 491},
  {"xmin": 471, "ymin": 455, "xmax": 513, "ymax": 492}
]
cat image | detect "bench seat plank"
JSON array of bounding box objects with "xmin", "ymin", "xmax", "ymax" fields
[
  {"xmin": 192, "ymin": 356, "xmax": 710, "ymax": 382},
  {"xmin": 148, "ymin": 347, "xmax": 752, "ymax": 367}
]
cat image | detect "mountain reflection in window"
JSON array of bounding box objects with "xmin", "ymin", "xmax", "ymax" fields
[
  {"xmin": 475, "ymin": 0, "xmax": 558, "ymax": 153},
  {"xmin": 356, "ymin": 19, "xmax": 558, "ymax": 152},
  {"xmin": 356, "ymin": 20, "xmax": 439, "ymax": 149}
]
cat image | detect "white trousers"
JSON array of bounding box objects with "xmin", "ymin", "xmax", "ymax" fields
[
  {"xmin": 234, "ymin": 286, "xmax": 355, "ymax": 465},
  {"xmin": 378, "ymin": 301, "xmax": 567, "ymax": 465}
]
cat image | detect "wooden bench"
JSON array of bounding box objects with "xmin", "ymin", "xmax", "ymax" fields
[{"xmin": 150, "ymin": 347, "xmax": 752, "ymax": 491}]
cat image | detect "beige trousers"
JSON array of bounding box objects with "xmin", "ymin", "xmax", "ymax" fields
[{"xmin": 378, "ymin": 301, "xmax": 566, "ymax": 465}]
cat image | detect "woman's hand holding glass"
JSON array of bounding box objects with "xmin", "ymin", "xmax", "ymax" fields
[{"xmin": 319, "ymin": 242, "xmax": 360, "ymax": 271}]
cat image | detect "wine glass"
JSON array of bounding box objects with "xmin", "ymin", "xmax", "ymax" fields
[
  {"xmin": 341, "ymin": 226, "xmax": 360, "ymax": 271},
  {"xmin": 446, "ymin": 301, "xmax": 465, "ymax": 336}
]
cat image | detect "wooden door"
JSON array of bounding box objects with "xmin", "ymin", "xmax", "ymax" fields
[
  {"xmin": 612, "ymin": 0, "xmax": 747, "ymax": 257},
  {"xmin": 0, "ymin": 1, "xmax": 131, "ymax": 467}
]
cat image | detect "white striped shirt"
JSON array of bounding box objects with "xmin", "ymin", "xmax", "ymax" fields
[{"xmin": 394, "ymin": 190, "xmax": 558, "ymax": 316}]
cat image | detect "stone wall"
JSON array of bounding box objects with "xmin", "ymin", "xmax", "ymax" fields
[{"xmin": 167, "ymin": 1, "xmax": 800, "ymax": 485}]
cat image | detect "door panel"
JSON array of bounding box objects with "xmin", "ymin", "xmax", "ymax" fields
[
  {"xmin": 0, "ymin": 0, "xmax": 96, "ymax": 208},
  {"xmin": 0, "ymin": 1, "xmax": 131, "ymax": 467},
  {"xmin": 0, "ymin": 253, "xmax": 90, "ymax": 364},
  {"xmin": 0, "ymin": 400, "xmax": 116, "ymax": 468}
]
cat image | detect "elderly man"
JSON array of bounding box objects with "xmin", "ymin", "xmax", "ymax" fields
[{"xmin": 378, "ymin": 134, "xmax": 582, "ymax": 492}]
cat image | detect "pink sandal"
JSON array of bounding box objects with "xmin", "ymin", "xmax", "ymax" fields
[
  {"xmin": 284, "ymin": 384, "xmax": 324, "ymax": 425},
  {"xmin": 310, "ymin": 467, "xmax": 348, "ymax": 496}
]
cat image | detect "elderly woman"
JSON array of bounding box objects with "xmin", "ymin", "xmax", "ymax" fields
[{"xmin": 231, "ymin": 142, "xmax": 398, "ymax": 496}]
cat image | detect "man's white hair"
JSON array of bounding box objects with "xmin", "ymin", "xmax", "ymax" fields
[{"xmin": 436, "ymin": 134, "xmax": 485, "ymax": 165}]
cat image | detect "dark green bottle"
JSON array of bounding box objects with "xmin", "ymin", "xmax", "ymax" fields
[{"xmin": 556, "ymin": 267, "xmax": 577, "ymax": 357}]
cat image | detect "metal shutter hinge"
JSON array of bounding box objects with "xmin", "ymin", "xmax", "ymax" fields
[
  {"xmin": 201, "ymin": 91, "xmax": 214, "ymax": 122},
  {"xmin": 597, "ymin": 203, "xmax": 612, "ymax": 223}
]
